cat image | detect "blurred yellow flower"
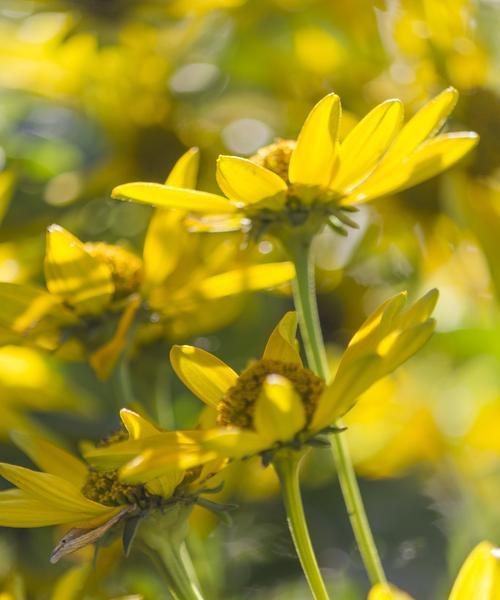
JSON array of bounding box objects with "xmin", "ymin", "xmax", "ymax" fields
[
  {"xmin": 112, "ymin": 88, "xmax": 478, "ymax": 240},
  {"xmin": 0, "ymin": 149, "xmax": 294, "ymax": 379},
  {"xmin": 100, "ymin": 290, "xmax": 437, "ymax": 482}
]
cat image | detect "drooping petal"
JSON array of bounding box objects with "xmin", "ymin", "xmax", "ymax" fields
[
  {"xmin": 0, "ymin": 490, "xmax": 102, "ymax": 528},
  {"xmin": 44, "ymin": 225, "xmax": 114, "ymax": 315},
  {"xmin": 0, "ymin": 463, "xmax": 108, "ymax": 515},
  {"xmin": 195, "ymin": 262, "xmax": 294, "ymax": 300},
  {"xmin": 449, "ymin": 541, "xmax": 500, "ymax": 600},
  {"xmin": 120, "ymin": 408, "xmax": 161, "ymax": 439},
  {"xmin": 170, "ymin": 345, "xmax": 238, "ymax": 408},
  {"xmin": 216, "ymin": 156, "xmax": 287, "ymax": 207},
  {"xmin": 262, "ymin": 311, "xmax": 302, "ymax": 365},
  {"xmin": 0, "ymin": 282, "xmax": 76, "ymax": 336},
  {"xmin": 254, "ymin": 374, "xmax": 306, "ymax": 444},
  {"xmin": 346, "ymin": 132, "xmax": 479, "ymax": 204},
  {"xmin": 332, "ymin": 99, "xmax": 403, "ymax": 193},
  {"xmin": 10, "ymin": 431, "xmax": 87, "ymax": 488},
  {"xmin": 112, "ymin": 183, "xmax": 234, "ymax": 214},
  {"xmin": 289, "ymin": 93, "xmax": 341, "ymax": 187},
  {"xmin": 380, "ymin": 87, "xmax": 459, "ymax": 167},
  {"xmin": 165, "ymin": 147, "xmax": 200, "ymax": 187},
  {"xmin": 89, "ymin": 294, "xmax": 141, "ymax": 381}
]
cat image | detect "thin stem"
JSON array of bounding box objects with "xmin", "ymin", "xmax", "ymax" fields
[
  {"xmin": 274, "ymin": 452, "xmax": 330, "ymax": 600},
  {"xmin": 116, "ymin": 354, "xmax": 136, "ymax": 407},
  {"xmin": 287, "ymin": 236, "xmax": 387, "ymax": 586},
  {"xmin": 155, "ymin": 538, "xmax": 205, "ymax": 600}
]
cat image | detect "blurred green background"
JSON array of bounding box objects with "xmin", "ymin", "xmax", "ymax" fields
[{"xmin": 0, "ymin": 0, "xmax": 499, "ymax": 598}]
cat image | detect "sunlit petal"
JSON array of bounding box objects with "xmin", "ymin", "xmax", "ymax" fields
[
  {"xmin": 170, "ymin": 345, "xmax": 238, "ymax": 407},
  {"xmin": 289, "ymin": 93, "xmax": 341, "ymax": 187}
]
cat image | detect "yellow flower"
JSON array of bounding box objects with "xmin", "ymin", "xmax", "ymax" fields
[
  {"xmin": 0, "ymin": 410, "xmax": 223, "ymax": 563},
  {"xmin": 0, "ymin": 149, "xmax": 294, "ymax": 379},
  {"xmin": 112, "ymin": 88, "xmax": 478, "ymax": 239},
  {"xmin": 368, "ymin": 540, "xmax": 500, "ymax": 599},
  {"xmin": 107, "ymin": 289, "xmax": 438, "ymax": 482}
]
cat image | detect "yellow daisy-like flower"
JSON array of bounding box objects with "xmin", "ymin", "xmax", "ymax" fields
[
  {"xmin": 0, "ymin": 410, "xmax": 223, "ymax": 564},
  {"xmin": 0, "ymin": 148, "xmax": 294, "ymax": 379},
  {"xmin": 103, "ymin": 289, "xmax": 438, "ymax": 482},
  {"xmin": 112, "ymin": 88, "xmax": 478, "ymax": 239}
]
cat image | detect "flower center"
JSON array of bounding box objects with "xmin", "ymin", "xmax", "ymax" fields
[
  {"xmin": 217, "ymin": 358, "xmax": 324, "ymax": 430},
  {"xmin": 81, "ymin": 469, "xmax": 148, "ymax": 507},
  {"xmin": 251, "ymin": 139, "xmax": 296, "ymax": 182},
  {"xmin": 84, "ymin": 242, "xmax": 143, "ymax": 297}
]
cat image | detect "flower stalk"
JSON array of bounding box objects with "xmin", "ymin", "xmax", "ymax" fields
[
  {"xmin": 285, "ymin": 233, "xmax": 387, "ymax": 586},
  {"xmin": 139, "ymin": 506, "xmax": 206, "ymax": 600},
  {"xmin": 273, "ymin": 451, "xmax": 330, "ymax": 600}
]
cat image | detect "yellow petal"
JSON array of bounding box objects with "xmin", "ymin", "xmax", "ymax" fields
[
  {"xmin": 311, "ymin": 354, "xmax": 383, "ymax": 431},
  {"xmin": 165, "ymin": 147, "xmax": 199, "ymax": 187},
  {"xmin": 170, "ymin": 345, "xmax": 238, "ymax": 408},
  {"xmin": 145, "ymin": 470, "xmax": 185, "ymax": 498},
  {"xmin": 112, "ymin": 183, "xmax": 234, "ymax": 214},
  {"xmin": 396, "ymin": 288, "xmax": 439, "ymax": 329},
  {"xmin": 120, "ymin": 408, "xmax": 161, "ymax": 439},
  {"xmin": 332, "ymin": 99, "xmax": 403, "ymax": 193},
  {"xmin": 10, "ymin": 432, "xmax": 87, "ymax": 488},
  {"xmin": 254, "ymin": 374, "xmax": 306, "ymax": 444},
  {"xmin": 349, "ymin": 132, "xmax": 479, "ymax": 204},
  {"xmin": 44, "ymin": 225, "xmax": 114, "ymax": 315},
  {"xmin": 143, "ymin": 211, "xmax": 185, "ymax": 289},
  {"xmin": 263, "ymin": 311, "xmax": 302, "ymax": 365},
  {"xmin": 216, "ymin": 155, "xmax": 287, "ymax": 207},
  {"xmin": 289, "ymin": 93, "xmax": 341, "ymax": 187},
  {"xmin": 368, "ymin": 583, "xmax": 415, "ymax": 600},
  {"xmin": 449, "ymin": 541, "xmax": 500, "ymax": 599},
  {"xmin": 120, "ymin": 431, "xmax": 215, "ymax": 482},
  {"xmin": 89, "ymin": 294, "xmax": 141, "ymax": 381},
  {"xmin": 51, "ymin": 564, "xmax": 91, "ymax": 600},
  {"xmin": 376, "ymin": 320, "xmax": 436, "ymax": 373},
  {"xmin": 0, "ymin": 463, "xmax": 111, "ymax": 516},
  {"xmin": 343, "ymin": 292, "xmax": 407, "ymax": 364},
  {"xmin": 0, "ymin": 490, "xmax": 101, "ymax": 528},
  {"xmin": 381, "ymin": 87, "xmax": 459, "ymax": 167},
  {"xmin": 195, "ymin": 262, "xmax": 295, "ymax": 300}
]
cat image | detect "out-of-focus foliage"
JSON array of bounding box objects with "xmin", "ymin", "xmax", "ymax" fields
[{"xmin": 0, "ymin": 0, "xmax": 498, "ymax": 598}]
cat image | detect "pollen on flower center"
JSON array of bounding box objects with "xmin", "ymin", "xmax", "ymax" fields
[
  {"xmin": 217, "ymin": 358, "xmax": 324, "ymax": 429},
  {"xmin": 84, "ymin": 242, "xmax": 143, "ymax": 297},
  {"xmin": 251, "ymin": 139, "xmax": 296, "ymax": 182},
  {"xmin": 81, "ymin": 468, "xmax": 147, "ymax": 507}
]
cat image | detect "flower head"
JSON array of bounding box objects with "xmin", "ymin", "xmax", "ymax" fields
[
  {"xmin": 0, "ymin": 411, "xmax": 224, "ymax": 563},
  {"xmin": 109, "ymin": 289, "xmax": 438, "ymax": 480},
  {"xmin": 112, "ymin": 88, "xmax": 478, "ymax": 240}
]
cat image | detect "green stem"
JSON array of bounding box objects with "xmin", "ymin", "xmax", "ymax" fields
[
  {"xmin": 116, "ymin": 354, "xmax": 136, "ymax": 407},
  {"xmin": 287, "ymin": 236, "xmax": 387, "ymax": 586},
  {"xmin": 274, "ymin": 452, "xmax": 330, "ymax": 600},
  {"xmin": 155, "ymin": 539, "xmax": 205, "ymax": 600}
]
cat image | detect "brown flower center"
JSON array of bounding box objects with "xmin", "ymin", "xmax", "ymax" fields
[
  {"xmin": 81, "ymin": 469, "xmax": 147, "ymax": 507},
  {"xmin": 217, "ymin": 358, "xmax": 324, "ymax": 430}
]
